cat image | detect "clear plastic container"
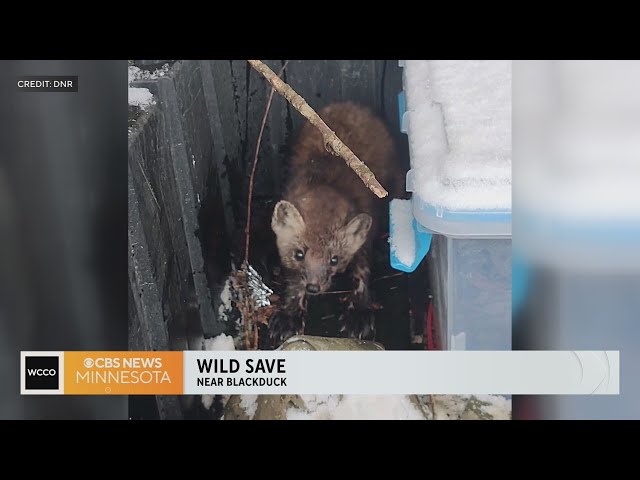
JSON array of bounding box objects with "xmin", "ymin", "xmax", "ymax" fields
[
  {"xmin": 429, "ymin": 235, "xmax": 512, "ymax": 350},
  {"xmin": 394, "ymin": 60, "xmax": 512, "ymax": 350}
]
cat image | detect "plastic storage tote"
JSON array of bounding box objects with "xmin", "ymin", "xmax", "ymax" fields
[{"xmin": 391, "ymin": 60, "xmax": 512, "ymax": 351}]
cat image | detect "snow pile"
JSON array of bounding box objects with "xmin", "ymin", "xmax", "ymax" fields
[
  {"xmin": 128, "ymin": 87, "xmax": 155, "ymax": 110},
  {"xmin": 431, "ymin": 394, "xmax": 511, "ymax": 420},
  {"xmin": 473, "ymin": 394, "xmax": 511, "ymax": 419},
  {"xmin": 239, "ymin": 395, "xmax": 258, "ymax": 418},
  {"xmin": 201, "ymin": 394, "xmax": 215, "ymax": 411},
  {"xmin": 127, "ymin": 62, "xmax": 172, "ymax": 111},
  {"xmin": 217, "ymin": 277, "xmax": 233, "ymax": 323},
  {"xmin": 221, "ymin": 393, "xmax": 510, "ymax": 420},
  {"xmin": 287, "ymin": 395, "xmax": 426, "ymax": 420},
  {"xmin": 128, "ymin": 63, "xmax": 172, "ymax": 83},
  {"xmin": 216, "ymin": 274, "xmax": 245, "ymax": 346},
  {"xmin": 201, "ymin": 333, "xmax": 235, "ymax": 411},
  {"xmin": 389, "ymin": 199, "xmax": 415, "ymax": 267},
  {"xmin": 128, "ymin": 65, "xmax": 141, "ymax": 84},
  {"xmin": 202, "ymin": 333, "xmax": 235, "ymax": 352},
  {"xmin": 403, "ymin": 60, "xmax": 511, "ymax": 211}
]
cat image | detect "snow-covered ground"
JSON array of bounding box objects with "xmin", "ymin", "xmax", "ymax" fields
[
  {"xmin": 403, "ymin": 60, "xmax": 511, "ymax": 211},
  {"xmin": 430, "ymin": 394, "xmax": 511, "ymax": 420},
  {"xmin": 287, "ymin": 395, "xmax": 427, "ymax": 420},
  {"xmin": 222, "ymin": 391, "xmax": 510, "ymax": 421}
]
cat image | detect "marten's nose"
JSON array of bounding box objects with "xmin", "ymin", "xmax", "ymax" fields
[{"xmin": 306, "ymin": 284, "xmax": 320, "ymax": 294}]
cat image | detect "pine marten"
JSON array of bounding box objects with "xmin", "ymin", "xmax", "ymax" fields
[{"xmin": 269, "ymin": 101, "xmax": 402, "ymax": 345}]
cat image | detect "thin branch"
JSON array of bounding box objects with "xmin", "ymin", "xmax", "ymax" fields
[
  {"xmin": 247, "ymin": 60, "xmax": 389, "ymax": 199},
  {"xmin": 245, "ymin": 60, "xmax": 289, "ymax": 265},
  {"xmin": 243, "ymin": 60, "xmax": 290, "ymax": 350}
]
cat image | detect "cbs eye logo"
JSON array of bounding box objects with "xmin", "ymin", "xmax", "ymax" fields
[{"xmin": 24, "ymin": 356, "xmax": 59, "ymax": 390}]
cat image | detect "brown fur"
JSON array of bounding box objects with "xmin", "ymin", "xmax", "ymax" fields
[
  {"xmin": 287, "ymin": 101, "xmax": 401, "ymax": 226},
  {"xmin": 270, "ymin": 102, "xmax": 401, "ymax": 343}
]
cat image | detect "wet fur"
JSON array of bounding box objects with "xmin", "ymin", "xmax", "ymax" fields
[{"xmin": 270, "ymin": 102, "xmax": 402, "ymax": 344}]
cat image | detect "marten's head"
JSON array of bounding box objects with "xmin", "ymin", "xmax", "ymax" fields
[{"xmin": 271, "ymin": 200, "xmax": 371, "ymax": 295}]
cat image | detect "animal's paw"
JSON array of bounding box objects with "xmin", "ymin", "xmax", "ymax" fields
[
  {"xmin": 339, "ymin": 301, "xmax": 376, "ymax": 341},
  {"xmin": 268, "ymin": 309, "xmax": 305, "ymax": 348}
]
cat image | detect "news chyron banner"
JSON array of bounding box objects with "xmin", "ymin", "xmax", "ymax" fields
[
  {"xmin": 21, "ymin": 351, "xmax": 620, "ymax": 396},
  {"xmin": 20, "ymin": 352, "xmax": 183, "ymax": 395}
]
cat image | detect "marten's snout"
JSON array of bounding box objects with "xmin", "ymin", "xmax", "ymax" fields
[{"xmin": 303, "ymin": 253, "xmax": 331, "ymax": 295}]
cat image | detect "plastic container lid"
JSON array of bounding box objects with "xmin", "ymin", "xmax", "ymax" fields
[{"xmin": 398, "ymin": 60, "xmax": 512, "ymax": 239}]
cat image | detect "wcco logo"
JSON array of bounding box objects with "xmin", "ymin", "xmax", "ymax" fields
[{"xmin": 21, "ymin": 352, "xmax": 63, "ymax": 394}]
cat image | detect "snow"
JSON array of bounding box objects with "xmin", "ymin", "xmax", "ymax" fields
[
  {"xmin": 239, "ymin": 395, "xmax": 258, "ymax": 418},
  {"xmin": 201, "ymin": 333, "xmax": 235, "ymax": 410},
  {"xmin": 430, "ymin": 395, "xmax": 465, "ymax": 419},
  {"xmin": 287, "ymin": 395, "xmax": 426, "ymax": 420},
  {"xmin": 389, "ymin": 199, "xmax": 415, "ymax": 267},
  {"xmin": 403, "ymin": 60, "xmax": 511, "ymax": 211},
  {"xmin": 202, "ymin": 333, "xmax": 235, "ymax": 352},
  {"xmin": 473, "ymin": 394, "xmax": 511, "ymax": 420},
  {"xmin": 128, "ymin": 65, "xmax": 141, "ymax": 84},
  {"xmin": 218, "ymin": 393, "xmax": 510, "ymax": 420},
  {"xmin": 127, "ymin": 62, "xmax": 172, "ymax": 111},
  {"xmin": 128, "ymin": 63, "xmax": 172, "ymax": 83},
  {"xmin": 216, "ymin": 277, "xmax": 232, "ymax": 323},
  {"xmin": 432, "ymin": 394, "xmax": 511, "ymax": 420},
  {"xmin": 128, "ymin": 87, "xmax": 155, "ymax": 110},
  {"xmin": 201, "ymin": 394, "xmax": 215, "ymax": 410}
]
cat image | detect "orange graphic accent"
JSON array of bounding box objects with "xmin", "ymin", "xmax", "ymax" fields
[{"xmin": 64, "ymin": 351, "xmax": 183, "ymax": 395}]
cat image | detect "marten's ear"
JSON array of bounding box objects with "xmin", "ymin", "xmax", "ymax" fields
[
  {"xmin": 272, "ymin": 201, "xmax": 305, "ymax": 238},
  {"xmin": 340, "ymin": 213, "xmax": 372, "ymax": 256}
]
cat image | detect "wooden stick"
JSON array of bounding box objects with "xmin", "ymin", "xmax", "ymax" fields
[
  {"xmin": 245, "ymin": 61, "xmax": 289, "ymax": 265},
  {"xmin": 247, "ymin": 60, "xmax": 389, "ymax": 198},
  {"xmin": 244, "ymin": 61, "xmax": 290, "ymax": 350}
]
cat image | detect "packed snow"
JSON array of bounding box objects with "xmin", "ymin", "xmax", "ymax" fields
[
  {"xmin": 128, "ymin": 63, "xmax": 172, "ymax": 83},
  {"xmin": 473, "ymin": 394, "xmax": 511, "ymax": 419},
  {"xmin": 217, "ymin": 277, "xmax": 232, "ymax": 323},
  {"xmin": 128, "ymin": 87, "xmax": 155, "ymax": 110},
  {"xmin": 389, "ymin": 199, "xmax": 416, "ymax": 267},
  {"xmin": 201, "ymin": 333, "xmax": 235, "ymax": 411},
  {"xmin": 431, "ymin": 394, "xmax": 511, "ymax": 420},
  {"xmin": 239, "ymin": 395, "xmax": 258, "ymax": 418},
  {"xmin": 128, "ymin": 62, "xmax": 171, "ymax": 111},
  {"xmin": 202, "ymin": 333, "xmax": 235, "ymax": 352},
  {"xmin": 286, "ymin": 395, "xmax": 427, "ymax": 420},
  {"xmin": 403, "ymin": 60, "xmax": 511, "ymax": 211}
]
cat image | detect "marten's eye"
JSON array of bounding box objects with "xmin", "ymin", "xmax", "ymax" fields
[
  {"xmin": 294, "ymin": 250, "xmax": 305, "ymax": 261},
  {"xmin": 330, "ymin": 256, "xmax": 339, "ymax": 266}
]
